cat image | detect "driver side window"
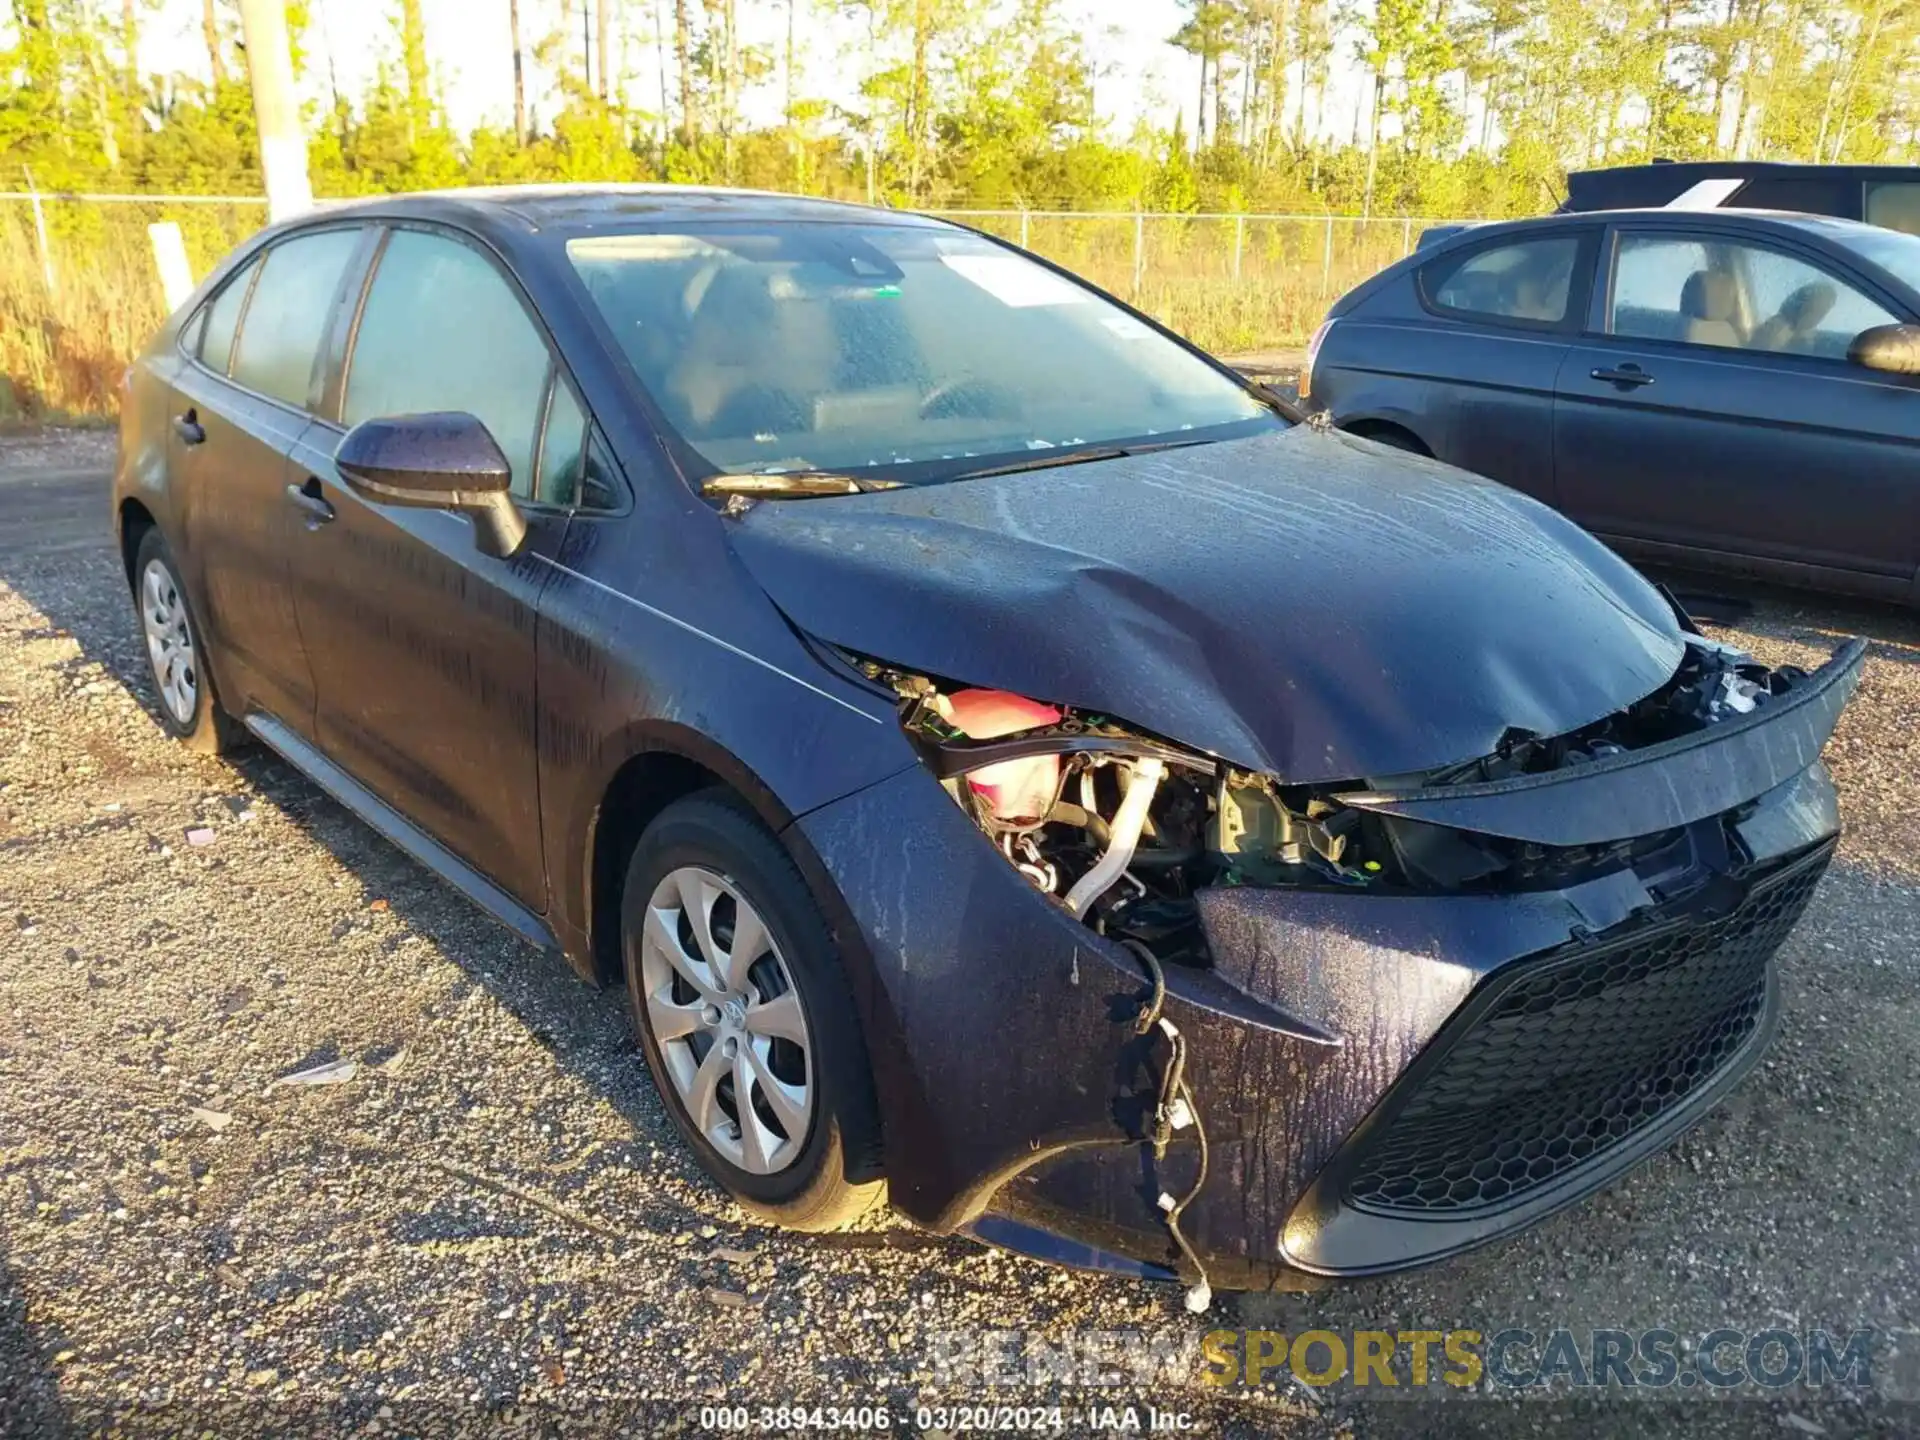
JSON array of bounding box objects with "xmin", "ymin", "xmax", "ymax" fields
[
  {"xmin": 343, "ymin": 228, "xmax": 554, "ymax": 499},
  {"xmin": 1610, "ymin": 234, "xmax": 1897, "ymax": 361}
]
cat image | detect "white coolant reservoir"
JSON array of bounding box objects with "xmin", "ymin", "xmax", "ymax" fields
[{"xmin": 941, "ymin": 689, "xmax": 1062, "ymax": 823}]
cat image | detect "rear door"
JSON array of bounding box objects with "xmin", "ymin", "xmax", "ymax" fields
[
  {"xmin": 174, "ymin": 227, "xmax": 368, "ymax": 732},
  {"xmin": 1320, "ymin": 228, "xmax": 1597, "ymax": 505},
  {"xmin": 1553, "ymin": 225, "xmax": 1920, "ymax": 598},
  {"xmin": 283, "ymin": 224, "xmax": 583, "ymax": 909}
]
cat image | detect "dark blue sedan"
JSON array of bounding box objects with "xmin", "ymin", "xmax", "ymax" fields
[
  {"xmin": 1306, "ymin": 209, "xmax": 1920, "ymax": 604},
  {"xmin": 112, "ymin": 186, "xmax": 1864, "ymax": 1297}
]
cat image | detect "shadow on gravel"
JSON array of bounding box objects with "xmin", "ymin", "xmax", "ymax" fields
[
  {"xmin": 0, "ymin": 1249, "xmax": 71, "ymax": 1437},
  {"xmin": 3, "ymin": 483, "xmax": 1913, "ymax": 1348},
  {"xmin": 0, "ymin": 517, "xmax": 976, "ymax": 1269}
]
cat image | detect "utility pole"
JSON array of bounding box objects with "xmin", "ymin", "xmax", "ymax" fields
[
  {"xmin": 597, "ymin": 0, "xmax": 613, "ymax": 102},
  {"xmin": 236, "ymin": 0, "xmax": 313, "ymax": 221},
  {"xmin": 655, "ymin": 0, "xmax": 670, "ymax": 146}
]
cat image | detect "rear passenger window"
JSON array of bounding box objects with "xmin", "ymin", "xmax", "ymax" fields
[
  {"xmin": 344, "ymin": 230, "xmax": 553, "ymax": 499},
  {"xmin": 196, "ymin": 255, "xmax": 260, "ymax": 376},
  {"xmin": 1422, "ymin": 237, "xmax": 1581, "ymax": 325},
  {"xmin": 229, "ymin": 229, "xmax": 362, "ymax": 408}
]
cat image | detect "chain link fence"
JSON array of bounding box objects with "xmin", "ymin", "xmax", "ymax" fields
[
  {"xmin": 932, "ymin": 208, "xmax": 1466, "ymax": 356},
  {"xmin": 0, "ymin": 191, "xmax": 1478, "ymax": 418}
]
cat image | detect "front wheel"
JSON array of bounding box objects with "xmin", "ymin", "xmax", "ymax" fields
[
  {"xmin": 622, "ymin": 792, "xmax": 885, "ymax": 1231},
  {"xmin": 131, "ymin": 528, "xmax": 246, "ymax": 755}
]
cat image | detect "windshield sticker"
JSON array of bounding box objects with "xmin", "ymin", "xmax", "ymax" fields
[{"xmin": 939, "ymin": 254, "xmax": 1089, "ymax": 308}]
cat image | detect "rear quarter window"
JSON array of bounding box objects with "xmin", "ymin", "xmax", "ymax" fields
[
  {"xmin": 194, "ymin": 254, "xmax": 262, "ymax": 376},
  {"xmin": 1418, "ymin": 236, "xmax": 1584, "ymax": 327}
]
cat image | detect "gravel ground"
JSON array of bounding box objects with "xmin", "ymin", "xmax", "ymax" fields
[{"xmin": 3, "ymin": 431, "xmax": 1918, "ymax": 1438}]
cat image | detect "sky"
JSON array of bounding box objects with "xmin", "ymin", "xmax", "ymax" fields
[{"xmin": 135, "ymin": 0, "xmax": 1369, "ymax": 150}]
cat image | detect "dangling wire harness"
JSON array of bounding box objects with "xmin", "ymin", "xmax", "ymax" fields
[{"xmin": 1122, "ymin": 938, "xmax": 1213, "ymax": 1313}]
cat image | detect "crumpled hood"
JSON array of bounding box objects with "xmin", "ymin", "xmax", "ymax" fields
[{"xmin": 727, "ymin": 425, "xmax": 1687, "ymax": 782}]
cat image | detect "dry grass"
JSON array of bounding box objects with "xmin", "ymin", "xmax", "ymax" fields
[
  {"xmin": 0, "ymin": 202, "xmax": 262, "ymax": 422},
  {"xmin": 0, "ymin": 216, "xmax": 157, "ymax": 421},
  {"xmin": 0, "ymin": 201, "xmax": 1419, "ymax": 420}
]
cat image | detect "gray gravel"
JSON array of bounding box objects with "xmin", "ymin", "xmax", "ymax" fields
[{"xmin": 3, "ymin": 433, "xmax": 1918, "ymax": 1437}]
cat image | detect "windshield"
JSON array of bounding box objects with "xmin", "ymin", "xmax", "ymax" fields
[
  {"xmin": 1838, "ymin": 223, "xmax": 1920, "ymax": 296},
  {"xmin": 565, "ymin": 223, "xmax": 1278, "ymax": 483}
]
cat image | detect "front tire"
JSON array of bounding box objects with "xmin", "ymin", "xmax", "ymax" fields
[
  {"xmin": 622, "ymin": 791, "xmax": 885, "ymax": 1231},
  {"xmin": 130, "ymin": 528, "xmax": 246, "ymax": 755}
]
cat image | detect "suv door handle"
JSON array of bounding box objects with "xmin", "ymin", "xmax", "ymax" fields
[
  {"xmin": 173, "ymin": 409, "xmax": 206, "ymax": 445},
  {"xmin": 285, "ymin": 478, "xmax": 335, "ymax": 527},
  {"xmin": 1591, "ymin": 365, "xmax": 1655, "ymax": 389}
]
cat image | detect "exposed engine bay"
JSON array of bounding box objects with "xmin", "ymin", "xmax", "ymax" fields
[{"xmin": 858, "ymin": 634, "xmax": 1817, "ymax": 972}]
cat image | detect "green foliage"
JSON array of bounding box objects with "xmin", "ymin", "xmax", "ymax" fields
[{"xmin": 5, "ymin": 0, "xmax": 1918, "ymax": 220}]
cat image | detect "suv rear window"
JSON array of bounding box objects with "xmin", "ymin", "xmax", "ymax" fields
[
  {"xmin": 1865, "ymin": 182, "xmax": 1920, "ymax": 237},
  {"xmin": 1734, "ymin": 176, "xmax": 1856, "ymax": 218}
]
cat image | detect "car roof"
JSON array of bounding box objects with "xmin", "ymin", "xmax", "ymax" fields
[
  {"xmin": 1431, "ymin": 207, "xmax": 1888, "ymax": 247},
  {"xmin": 310, "ymin": 183, "xmax": 946, "ymax": 233}
]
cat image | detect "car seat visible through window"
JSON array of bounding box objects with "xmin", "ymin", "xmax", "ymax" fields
[
  {"xmin": 1749, "ymin": 281, "xmax": 1838, "ymax": 352},
  {"xmin": 1680, "ymin": 270, "xmax": 1743, "ymax": 348}
]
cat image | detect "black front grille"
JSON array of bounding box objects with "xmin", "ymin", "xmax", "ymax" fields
[{"xmin": 1344, "ymin": 846, "xmax": 1831, "ymax": 1216}]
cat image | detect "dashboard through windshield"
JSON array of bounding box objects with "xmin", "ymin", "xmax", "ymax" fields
[{"xmin": 565, "ymin": 222, "xmax": 1280, "ymax": 484}]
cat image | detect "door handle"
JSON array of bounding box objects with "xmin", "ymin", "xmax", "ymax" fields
[
  {"xmin": 1591, "ymin": 365, "xmax": 1655, "ymax": 389},
  {"xmin": 285, "ymin": 479, "xmax": 335, "ymax": 527},
  {"xmin": 173, "ymin": 409, "xmax": 206, "ymax": 445}
]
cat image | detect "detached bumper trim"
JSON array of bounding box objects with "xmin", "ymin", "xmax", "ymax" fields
[{"xmin": 1335, "ymin": 638, "xmax": 1866, "ymax": 845}]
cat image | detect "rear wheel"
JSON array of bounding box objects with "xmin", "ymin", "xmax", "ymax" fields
[
  {"xmin": 622, "ymin": 792, "xmax": 885, "ymax": 1231},
  {"xmin": 131, "ymin": 528, "xmax": 246, "ymax": 755}
]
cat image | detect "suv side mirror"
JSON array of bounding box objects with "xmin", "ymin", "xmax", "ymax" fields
[
  {"xmin": 335, "ymin": 411, "xmax": 527, "ymax": 558},
  {"xmin": 1848, "ymin": 323, "xmax": 1920, "ymax": 376}
]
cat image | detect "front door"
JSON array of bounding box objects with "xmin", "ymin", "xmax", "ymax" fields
[
  {"xmin": 283, "ymin": 225, "xmax": 579, "ymax": 909},
  {"xmin": 1553, "ymin": 227, "xmax": 1920, "ymax": 597}
]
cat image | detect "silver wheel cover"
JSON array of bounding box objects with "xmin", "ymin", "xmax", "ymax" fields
[
  {"xmin": 639, "ymin": 865, "xmax": 815, "ymax": 1175},
  {"xmin": 140, "ymin": 558, "xmax": 198, "ymax": 725}
]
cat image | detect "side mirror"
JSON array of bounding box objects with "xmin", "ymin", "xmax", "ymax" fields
[
  {"xmin": 1848, "ymin": 323, "xmax": 1920, "ymax": 376},
  {"xmin": 334, "ymin": 411, "xmax": 527, "ymax": 558}
]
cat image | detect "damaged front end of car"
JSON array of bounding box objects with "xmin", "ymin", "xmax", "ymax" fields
[{"xmin": 796, "ymin": 627, "xmax": 1864, "ymax": 1298}]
